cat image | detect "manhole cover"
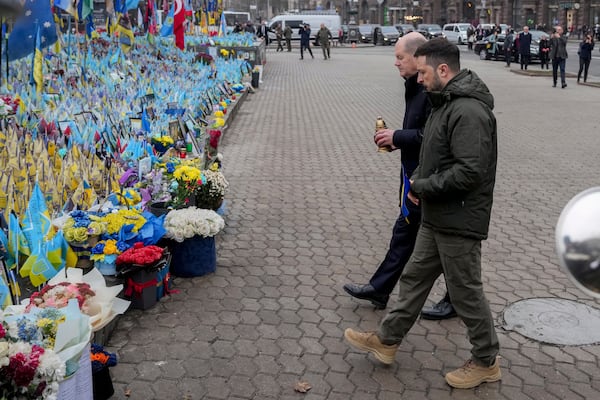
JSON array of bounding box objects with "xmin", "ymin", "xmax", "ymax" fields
[{"xmin": 503, "ymin": 298, "xmax": 600, "ymax": 345}]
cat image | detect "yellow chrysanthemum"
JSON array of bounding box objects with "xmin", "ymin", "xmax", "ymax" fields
[{"xmin": 173, "ymin": 165, "xmax": 202, "ymax": 182}]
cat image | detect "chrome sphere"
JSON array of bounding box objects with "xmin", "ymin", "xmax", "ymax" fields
[{"xmin": 556, "ymin": 187, "xmax": 600, "ymax": 298}]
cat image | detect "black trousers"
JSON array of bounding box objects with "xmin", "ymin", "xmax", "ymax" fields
[
  {"xmin": 300, "ymin": 43, "xmax": 313, "ymax": 59},
  {"xmin": 369, "ymin": 201, "xmax": 421, "ymax": 295},
  {"xmin": 520, "ymin": 54, "xmax": 530, "ymax": 69},
  {"xmin": 578, "ymin": 57, "xmax": 591, "ymax": 81}
]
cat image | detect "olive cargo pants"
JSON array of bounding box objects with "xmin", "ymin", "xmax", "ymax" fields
[{"xmin": 378, "ymin": 225, "xmax": 499, "ymax": 367}]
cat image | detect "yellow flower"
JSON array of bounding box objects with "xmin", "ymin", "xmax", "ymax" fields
[
  {"xmin": 220, "ymin": 49, "xmax": 230, "ymax": 57},
  {"xmin": 214, "ymin": 111, "xmax": 224, "ymax": 117},
  {"xmin": 209, "ymin": 162, "xmax": 219, "ymax": 172},
  {"xmin": 64, "ymin": 227, "xmax": 88, "ymax": 243},
  {"xmin": 103, "ymin": 209, "xmax": 147, "ymax": 234},
  {"xmin": 173, "ymin": 165, "xmax": 201, "ymax": 182},
  {"xmin": 104, "ymin": 239, "xmax": 118, "ymax": 255}
]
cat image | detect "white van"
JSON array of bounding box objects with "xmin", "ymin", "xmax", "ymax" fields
[
  {"xmin": 267, "ymin": 14, "xmax": 341, "ymax": 41},
  {"xmin": 442, "ymin": 23, "xmax": 473, "ymax": 45}
]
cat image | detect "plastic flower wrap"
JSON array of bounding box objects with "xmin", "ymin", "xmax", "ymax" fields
[
  {"xmin": 61, "ymin": 211, "xmax": 106, "ymax": 244},
  {"xmin": 116, "ymin": 242, "xmax": 164, "ymax": 266},
  {"xmin": 0, "ymin": 299, "xmax": 92, "ymax": 397},
  {"xmin": 46, "ymin": 269, "xmax": 130, "ymax": 332},
  {"xmin": 0, "ymin": 331, "xmax": 65, "ymax": 400},
  {"xmin": 164, "ymin": 207, "xmax": 225, "ymax": 242}
]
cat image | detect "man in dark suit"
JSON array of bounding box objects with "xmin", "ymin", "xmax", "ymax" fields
[
  {"xmin": 343, "ymin": 32, "xmax": 456, "ymax": 320},
  {"xmin": 519, "ymin": 26, "xmax": 532, "ymax": 70}
]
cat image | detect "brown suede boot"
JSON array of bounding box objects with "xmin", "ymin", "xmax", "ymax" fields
[
  {"xmin": 445, "ymin": 357, "xmax": 501, "ymax": 389},
  {"xmin": 344, "ymin": 329, "xmax": 398, "ymax": 364}
]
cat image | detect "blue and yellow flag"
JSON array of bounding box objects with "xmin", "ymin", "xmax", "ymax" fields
[
  {"xmin": 19, "ymin": 184, "xmax": 65, "ymax": 286},
  {"xmin": 116, "ymin": 15, "xmax": 135, "ymax": 52},
  {"xmin": 7, "ymin": 0, "xmax": 58, "ymax": 61},
  {"xmin": 32, "ymin": 26, "xmax": 43, "ymax": 93}
]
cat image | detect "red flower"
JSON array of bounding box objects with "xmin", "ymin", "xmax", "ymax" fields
[{"xmin": 116, "ymin": 244, "xmax": 164, "ymax": 266}]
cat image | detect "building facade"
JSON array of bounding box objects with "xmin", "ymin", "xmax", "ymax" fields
[{"xmin": 227, "ymin": 0, "xmax": 600, "ymax": 31}]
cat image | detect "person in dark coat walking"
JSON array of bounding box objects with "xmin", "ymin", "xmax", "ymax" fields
[
  {"xmin": 519, "ymin": 26, "xmax": 532, "ymax": 70},
  {"xmin": 577, "ymin": 34, "xmax": 594, "ymax": 83},
  {"xmin": 298, "ymin": 23, "xmax": 314, "ymax": 60},
  {"xmin": 550, "ymin": 26, "xmax": 569, "ymax": 88},
  {"xmin": 504, "ymin": 29, "xmax": 514, "ymax": 67},
  {"xmin": 539, "ymin": 34, "xmax": 550, "ymax": 69},
  {"xmin": 343, "ymin": 32, "xmax": 456, "ymax": 320}
]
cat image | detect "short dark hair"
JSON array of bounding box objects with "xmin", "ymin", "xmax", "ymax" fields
[{"xmin": 414, "ymin": 38, "xmax": 460, "ymax": 72}]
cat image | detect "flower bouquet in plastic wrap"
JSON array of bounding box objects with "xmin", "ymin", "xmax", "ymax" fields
[
  {"xmin": 0, "ymin": 309, "xmax": 66, "ymax": 399},
  {"xmin": 29, "ymin": 268, "xmax": 130, "ymax": 333},
  {"xmin": 2, "ymin": 297, "xmax": 92, "ymax": 387},
  {"xmin": 116, "ymin": 243, "xmax": 173, "ymax": 310}
]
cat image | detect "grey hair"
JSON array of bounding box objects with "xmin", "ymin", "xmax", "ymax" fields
[{"xmin": 402, "ymin": 32, "xmax": 428, "ymax": 56}]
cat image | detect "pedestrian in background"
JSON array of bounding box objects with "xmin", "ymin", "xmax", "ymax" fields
[
  {"xmin": 299, "ymin": 23, "xmax": 314, "ymax": 60},
  {"xmin": 539, "ymin": 34, "xmax": 550, "ymax": 69},
  {"xmin": 504, "ymin": 29, "xmax": 514, "ymax": 67},
  {"xmin": 550, "ymin": 26, "xmax": 568, "ymax": 88},
  {"xmin": 284, "ymin": 25, "xmax": 292, "ymax": 52},
  {"xmin": 345, "ymin": 38, "xmax": 500, "ymax": 390},
  {"xmin": 316, "ymin": 23, "xmax": 332, "ymax": 59},
  {"xmin": 275, "ymin": 23, "xmax": 284, "ymax": 52},
  {"xmin": 577, "ymin": 34, "xmax": 594, "ymax": 83},
  {"xmin": 519, "ymin": 26, "xmax": 532, "ymax": 70}
]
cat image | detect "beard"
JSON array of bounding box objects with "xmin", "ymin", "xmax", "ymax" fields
[{"xmin": 429, "ymin": 72, "xmax": 445, "ymax": 92}]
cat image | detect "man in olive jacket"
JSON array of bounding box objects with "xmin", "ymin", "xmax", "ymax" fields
[
  {"xmin": 344, "ymin": 38, "xmax": 500, "ymax": 390},
  {"xmin": 316, "ymin": 23, "xmax": 332, "ymax": 59}
]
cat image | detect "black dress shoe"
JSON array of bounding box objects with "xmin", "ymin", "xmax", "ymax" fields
[
  {"xmin": 562, "ymin": 83, "xmax": 567, "ymax": 88},
  {"xmin": 343, "ymin": 283, "xmax": 389, "ymax": 309},
  {"xmin": 421, "ymin": 299, "xmax": 457, "ymax": 320}
]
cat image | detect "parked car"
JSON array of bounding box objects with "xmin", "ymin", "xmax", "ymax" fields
[
  {"xmin": 474, "ymin": 30, "xmax": 545, "ymax": 62},
  {"xmin": 347, "ymin": 24, "xmax": 361, "ymax": 44},
  {"xmin": 473, "ymin": 33, "xmax": 508, "ymax": 60},
  {"xmin": 373, "ymin": 26, "xmax": 400, "ymax": 45},
  {"xmin": 416, "ymin": 24, "xmax": 443, "ymax": 39},
  {"xmin": 395, "ymin": 24, "xmax": 415, "ymax": 36},
  {"xmin": 442, "ymin": 23, "xmax": 474, "ymax": 45},
  {"xmin": 358, "ymin": 24, "xmax": 379, "ymax": 43}
]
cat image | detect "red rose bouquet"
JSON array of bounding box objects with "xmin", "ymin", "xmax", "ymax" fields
[{"xmin": 116, "ymin": 242, "xmax": 164, "ymax": 266}]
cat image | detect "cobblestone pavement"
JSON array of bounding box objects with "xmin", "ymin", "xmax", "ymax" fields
[{"xmin": 107, "ymin": 45, "xmax": 600, "ymax": 399}]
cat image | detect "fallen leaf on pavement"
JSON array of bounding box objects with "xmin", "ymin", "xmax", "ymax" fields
[{"xmin": 294, "ymin": 381, "xmax": 312, "ymax": 393}]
